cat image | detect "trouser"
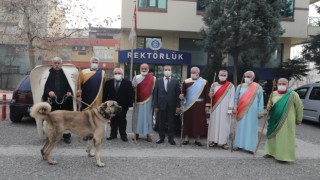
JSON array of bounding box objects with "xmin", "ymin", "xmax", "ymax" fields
[
  {"xmin": 158, "ymin": 107, "xmax": 175, "ymax": 140},
  {"xmin": 110, "ymin": 109, "xmax": 128, "ymax": 138}
]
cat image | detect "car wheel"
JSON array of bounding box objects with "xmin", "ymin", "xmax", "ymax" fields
[{"xmin": 10, "ymin": 113, "xmax": 23, "ymax": 123}]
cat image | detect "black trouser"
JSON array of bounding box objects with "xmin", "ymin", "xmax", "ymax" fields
[
  {"xmin": 158, "ymin": 106, "xmax": 175, "ymax": 140},
  {"xmin": 110, "ymin": 108, "xmax": 128, "ymax": 138}
]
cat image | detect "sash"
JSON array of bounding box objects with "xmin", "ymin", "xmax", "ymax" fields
[
  {"xmin": 211, "ymin": 81, "xmax": 232, "ymax": 112},
  {"xmin": 137, "ymin": 73, "xmax": 155, "ymax": 104},
  {"xmin": 81, "ymin": 69, "xmax": 103, "ymax": 109},
  {"xmin": 183, "ymin": 77, "xmax": 206, "ymax": 112},
  {"xmin": 236, "ymin": 82, "xmax": 259, "ymax": 121},
  {"xmin": 267, "ymin": 90, "xmax": 293, "ymax": 139}
]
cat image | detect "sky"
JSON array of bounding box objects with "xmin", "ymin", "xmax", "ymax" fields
[{"xmin": 88, "ymin": 0, "xmax": 121, "ymax": 28}]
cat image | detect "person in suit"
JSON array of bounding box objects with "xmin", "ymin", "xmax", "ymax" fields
[
  {"xmin": 103, "ymin": 68, "xmax": 134, "ymax": 142},
  {"xmin": 153, "ymin": 65, "xmax": 181, "ymax": 145}
]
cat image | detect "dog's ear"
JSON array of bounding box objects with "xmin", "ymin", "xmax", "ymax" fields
[{"xmin": 102, "ymin": 102, "xmax": 107, "ymax": 109}]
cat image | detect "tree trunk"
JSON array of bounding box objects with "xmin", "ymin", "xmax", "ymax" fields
[
  {"xmin": 27, "ymin": 40, "xmax": 35, "ymax": 70},
  {"xmin": 233, "ymin": 53, "xmax": 239, "ymax": 87}
]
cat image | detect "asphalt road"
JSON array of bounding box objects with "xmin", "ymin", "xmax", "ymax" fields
[{"xmin": 0, "ymin": 107, "xmax": 320, "ymax": 180}]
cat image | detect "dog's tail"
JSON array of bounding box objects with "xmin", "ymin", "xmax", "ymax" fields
[{"xmin": 30, "ymin": 102, "xmax": 51, "ymax": 120}]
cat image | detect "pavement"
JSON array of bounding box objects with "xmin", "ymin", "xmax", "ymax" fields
[{"xmin": 0, "ymin": 90, "xmax": 12, "ymax": 102}]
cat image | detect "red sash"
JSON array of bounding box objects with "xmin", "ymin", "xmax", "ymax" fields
[
  {"xmin": 236, "ymin": 82, "xmax": 259, "ymax": 120},
  {"xmin": 212, "ymin": 81, "xmax": 231, "ymax": 107},
  {"xmin": 137, "ymin": 73, "xmax": 155, "ymax": 103}
]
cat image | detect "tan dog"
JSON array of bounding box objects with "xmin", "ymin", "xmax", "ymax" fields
[{"xmin": 30, "ymin": 101, "xmax": 122, "ymax": 167}]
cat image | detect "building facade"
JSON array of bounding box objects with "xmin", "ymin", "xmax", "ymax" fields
[{"xmin": 119, "ymin": 0, "xmax": 320, "ymax": 81}]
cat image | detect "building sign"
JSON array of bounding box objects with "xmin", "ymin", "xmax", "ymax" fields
[{"xmin": 118, "ymin": 48, "xmax": 191, "ymax": 65}]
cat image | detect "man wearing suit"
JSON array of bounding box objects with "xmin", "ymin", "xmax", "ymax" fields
[
  {"xmin": 153, "ymin": 65, "xmax": 180, "ymax": 145},
  {"xmin": 103, "ymin": 68, "xmax": 134, "ymax": 142}
]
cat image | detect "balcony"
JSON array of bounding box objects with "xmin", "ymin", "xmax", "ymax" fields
[{"xmin": 308, "ymin": 17, "xmax": 320, "ymax": 36}]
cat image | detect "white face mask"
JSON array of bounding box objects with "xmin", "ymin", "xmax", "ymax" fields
[
  {"xmin": 164, "ymin": 70, "xmax": 172, "ymax": 77},
  {"xmin": 244, "ymin": 78, "xmax": 252, "ymax": 84},
  {"xmin": 219, "ymin": 76, "xmax": 227, "ymax": 82},
  {"xmin": 91, "ymin": 63, "xmax": 98, "ymax": 70},
  {"xmin": 191, "ymin": 73, "xmax": 198, "ymax": 79},
  {"xmin": 114, "ymin": 74, "xmax": 122, "ymax": 81},
  {"xmin": 140, "ymin": 71, "xmax": 148, "ymax": 76},
  {"xmin": 278, "ymin": 85, "xmax": 287, "ymax": 92}
]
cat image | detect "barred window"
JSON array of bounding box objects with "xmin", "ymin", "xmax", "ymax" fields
[{"xmin": 139, "ymin": 0, "xmax": 167, "ymax": 9}]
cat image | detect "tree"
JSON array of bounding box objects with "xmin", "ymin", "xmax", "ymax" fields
[
  {"xmin": 302, "ymin": 34, "xmax": 320, "ymax": 71},
  {"xmin": 273, "ymin": 58, "xmax": 310, "ymax": 81},
  {"xmin": 0, "ymin": 0, "xmax": 93, "ymax": 70},
  {"xmin": 200, "ymin": 0, "xmax": 283, "ymax": 86}
]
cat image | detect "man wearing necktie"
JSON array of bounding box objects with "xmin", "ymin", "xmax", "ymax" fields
[
  {"xmin": 103, "ymin": 68, "xmax": 134, "ymax": 142},
  {"xmin": 153, "ymin": 65, "xmax": 181, "ymax": 145}
]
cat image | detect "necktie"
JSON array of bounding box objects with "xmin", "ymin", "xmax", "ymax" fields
[{"xmin": 115, "ymin": 81, "xmax": 120, "ymax": 92}]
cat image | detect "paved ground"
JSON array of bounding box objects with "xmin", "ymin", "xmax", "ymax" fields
[{"xmin": 1, "ymin": 102, "xmax": 320, "ymax": 179}]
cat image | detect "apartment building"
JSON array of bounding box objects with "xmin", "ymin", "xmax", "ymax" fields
[{"xmin": 119, "ymin": 0, "xmax": 320, "ymax": 80}]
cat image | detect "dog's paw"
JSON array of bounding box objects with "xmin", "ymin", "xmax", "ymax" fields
[
  {"xmin": 96, "ymin": 162, "xmax": 105, "ymax": 167},
  {"xmin": 48, "ymin": 160, "xmax": 57, "ymax": 165},
  {"xmin": 88, "ymin": 153, "xmax": 95, "ymax": 157}
]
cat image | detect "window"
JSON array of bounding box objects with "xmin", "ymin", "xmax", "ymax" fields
[
  {"xmin": 139, "ymin": 0, "xmax": 167, "ymax": 9},
  {"xmin": 309, "ymin": 87, "xmax": 320, "ymax": 100},
  {"xmin": 295, "ymin": 87, "xmax": 309, "ymax": 100},
  {"xmin": 136, "ymin": 36, "xmax": 162, "ymax": 49},
  {"xmin": 4, "ymin": 65, "xmax": 20, "ymax": 74},
  {"xmin": 73, "ymin": 46, "xmax": 86, "ymax": 51},
  {"xmin": 280, "ymin": 0, "xmax": 294, "ymax": 19},
  {"xmin": 197, "ymin": 0, "xmax": 209, "ymax": 12}
]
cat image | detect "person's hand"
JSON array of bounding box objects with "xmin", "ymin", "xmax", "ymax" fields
[
  {"xmin": 233, "ymin": 108, "xmax": 238, "ymax": 115},
  {"xmin": 258, "ymin": 115, "xmax": 264, "ymax": 119},
  {"xmin": 179, "ymin": 94, "xmax": 184, "ymax": 100},
  {"xmin": 48, "ymin": 91, "xmax": 55, "ymax": 98},
  {"xmin": 67, "ymin": 92, "xmax": 72, "ymax": 97},
  {"xmin": 77, "ymin": 97, "xmax": 82, "ymax": 102},
  {"xmin": 176, "ymin": 107, "xmax": 180, "ymax": 113},
  {"xmin": 154, "ymin": 108, "xmax": 159, "ymax": 113},
  {"xmin": 227, "ymin": 109, "xmax": 233, "ymax": 115},
  {"xmin": 205, "ymin": 107, "xmax": 210, "ymax": 113},
  {"xmin": 266, "ymin": 104, "xmax": 272, "ymax": 111},
  {"xmin": 209, "ymin": 92, "xmax": 214, "ymax": 98},
  {"xmin": 133, "ymin": 82, "xmax": 138, "ymax": 88}
]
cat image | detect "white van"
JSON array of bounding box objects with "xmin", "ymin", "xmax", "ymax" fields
[{"xmin": 295, "ymin": 82, "xmax": 320, "ymax": 124}]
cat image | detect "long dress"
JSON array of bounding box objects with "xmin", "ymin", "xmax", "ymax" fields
[
  {"xmin": 264, "ymin": 91, "xmax": 303, "ymax": 161},
  {"xmin": 234, "ymin": 83, "xmax": 264, "ymax": 152},
  {"xmin": 208, "ymin": 82, "xmax": 235, "ymax": 145},
  {"xmin": 132, "ymin": 74, "xmax": 155, "ymax": 135}
]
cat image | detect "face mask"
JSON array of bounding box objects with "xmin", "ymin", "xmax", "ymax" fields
[
  {"xmin": 114, "ymin": 74, "xmax": 122, "ymax": 81},
  {"xmin": 164, "ymin": 71, "xmax": 172, "ymax": 77},
  {"xmin": 244, "ymin": 78, "xmax": 252, "ymax": 84},
  {"xmin": 219, "ymin": 76, "xmax": 227, "ymax": 82},
  {"xmin": 141, "ymin": 71, "xmax": 148, "ymax": 76},
  {"xmin": 191, "ymin": 73, "xmax": 198, "ymax": 79},
  {"xmin": 91, "ymin": 63, "xmax": 98, "ymax": 69},
  {"xmin": 278, "ymin": 85, "xmax": 287, "ymax": 91}
]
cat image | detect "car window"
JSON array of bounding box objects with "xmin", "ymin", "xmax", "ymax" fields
[
  {"xmin": 295, "ymin": 87, "xmax": 309, "ymax": 99},
  {"xmin": 18, "ymin": 76, "xmax": 31, "ymax": 91},
  {"xmin": 309, "ymin": 87, "xmax": 320, "ymax": 100}
]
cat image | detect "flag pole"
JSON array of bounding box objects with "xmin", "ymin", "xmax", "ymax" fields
[{"xmin": 129, "ymin": 1, "xmax": 136, "ymax": 81}]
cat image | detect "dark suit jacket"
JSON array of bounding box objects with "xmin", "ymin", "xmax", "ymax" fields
[
  {"xmin": 103, "ymin": 78, "xmax": 134, "ymax": 110},
  {"xmin": 153, "ymin": 77, "xmax": 180, "ymax": 110}
]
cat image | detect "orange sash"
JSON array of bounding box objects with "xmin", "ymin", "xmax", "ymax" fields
[
  {"xmin": 137, "ymin": 73, "xmax": 155, "ymax": 103},
  {"xmin": 236, "ymin": 82, "xmax": 259, "ymax": 121}
]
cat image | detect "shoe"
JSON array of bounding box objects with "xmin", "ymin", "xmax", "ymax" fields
[
  {"xmin": 209, "ymin": 142, "xmax": 217, "ymax": 147},
  {"xmin": 106, "ymin": 136, "xmax": 117, "ymax": 140},
  {"xmin": 263, "ymin": 154, "xmax": 274, "ymax": 159},
  {"xmin": 63, "ymin": 137, "xmax": 71, "ymax": 144},
  {"xmin": 232, "ymin": 147, "xmax": 241, "ymax": 151},
  {"xmin": 222, "ymin": 144, "xmax": 229, "ymax": 150},
  {"xmin": 168, "ymin": 138, "xmax": 176, "ymax": 145},
  {"xmin": 182, "ymin": 140, "xmax": 189, "ymax": 145},
  {"xmin": 195, "ymin": 141, "xmax": 203, "ymax": 146},
  {"xmin": 145, "ymin": 135, "xmax": 152, "ymax": 142},
  {"xmin": 121, "ymin": 137, "xmax": 128, "ymax": 142},
  {"xmin": 156, "ymin": 139, "xmax": 165, "ymax": 144}
]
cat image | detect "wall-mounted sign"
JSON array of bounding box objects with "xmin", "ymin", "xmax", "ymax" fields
[
  {"xmin": 118, "ymin": 48, "xmax": 191, "ymax": 65},
  {"xmin": 148, "ymin": 39, "xmax": 162, "ymax": 50}
]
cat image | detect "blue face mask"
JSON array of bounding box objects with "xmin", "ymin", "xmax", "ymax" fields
[{"xmin": 91, "ymin": 63, "xmax": 98, "ymax": 69}]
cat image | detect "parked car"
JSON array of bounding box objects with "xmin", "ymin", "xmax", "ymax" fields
[
  {"xmin": 295, "ymin": 82, "xmax": 320, "ymax": 124},
  {"xmin": 9, "ymin": 75, "xmax": 33, "ymax": 122}
]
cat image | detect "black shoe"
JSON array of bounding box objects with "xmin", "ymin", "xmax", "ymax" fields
[
  {"xmin": 195, "ymin": 141, "xmax": 203, "ymax": 146},
  {"xmin": 168, "ymin": 138, "xmax": 176, "ymax": 145},
  {"xmin": 182, "ymin": 140, "xmax": 189, "ymax": 145},
  {"xmin": 63, "ymin": 137, "xmax": 71, "ymax": 144},
  {"xmin": 106, "ymin": 136, "xmax": 117, "ymax": 140},
  {"xmin": 156, "ymin": 139, "xmax": 165, "ymax": 144},
  {"xmin": 121, "ymin": 137, "xmax": 128, "ymax": 142}
]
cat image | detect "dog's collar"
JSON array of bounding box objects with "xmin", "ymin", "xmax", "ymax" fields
[{"xmin": 98, "ymin": 107, "xmax": 110, "ymax": 120}]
